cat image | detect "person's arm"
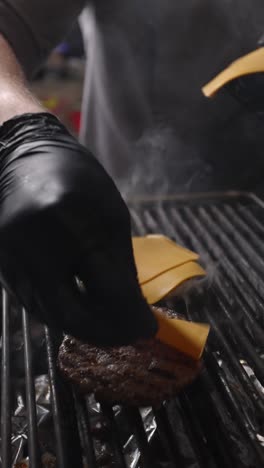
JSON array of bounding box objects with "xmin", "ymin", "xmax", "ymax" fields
[
  {"xmin": 0, "ymin": 35, "xmax": 42, "ymax": 124},
  {"xmin": 0, "ymin": 0, "xmax": 86, "ymax": 123},
  {"xmin": 0, "ymin": 2, "xmax": 157, "ymax": 343},
  {"xmin": 0, "ymin": 0, "xmax": 86, "ymax": 78}
]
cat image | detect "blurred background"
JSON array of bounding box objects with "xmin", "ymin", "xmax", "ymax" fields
[{"xmin": 31, "ymin": 21, "xmax": 85, "ymax": 136}]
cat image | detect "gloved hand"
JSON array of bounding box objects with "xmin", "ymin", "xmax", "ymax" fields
[{"xmin": 0, "ymin": 113, "xmax": 157, "ymax": 344}]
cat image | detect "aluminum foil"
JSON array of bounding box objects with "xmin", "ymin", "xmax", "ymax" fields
[
  {"xmin": 1, "ymin": 374, "xmax": 55, "ymax": 467},
  {"xmin": 0, "ymin": 313, "xmax": 57, "ymax": 468},
  {"xmin": 86, "ymin": 395, "xmax": 158, "ymax": 468},
  {"xmin": 123, "ymin": 408, "xmax": 157, "ymax": 468}
]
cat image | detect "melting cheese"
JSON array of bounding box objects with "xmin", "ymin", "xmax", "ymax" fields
[
  {"xmin": 141, "ymin": 261, "xmax": 205, "ymax": 304},
  {"xmin": 132, "ymin": 235, "xmax": 209, "ymax": 359},
  {"xmin": 153, "ymin": 308, "xmax": 210, "ymax": 360},
  {"xmin": 133, "ymin": 235, "xmax": 200, "ymax": 284}
]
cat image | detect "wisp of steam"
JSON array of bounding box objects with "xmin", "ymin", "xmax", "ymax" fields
[{"xmin": 79, "ymin": 2, "xmax": 264, "ymax": 198}]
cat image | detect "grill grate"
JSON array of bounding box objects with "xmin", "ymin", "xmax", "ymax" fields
[
  {"xmin": 1, "ymin": 192, "xmax": 264, "ymax": 467},
  {"xmin": 1, "ymin": 291, "xmax": 11, "ymax": 468}
]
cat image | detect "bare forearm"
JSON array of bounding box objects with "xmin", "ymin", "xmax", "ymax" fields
[{"xmin": 0, "ymin": 36, "xmax": 43, "ymax": 124}]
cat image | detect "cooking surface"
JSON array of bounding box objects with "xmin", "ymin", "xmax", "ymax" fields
[
  {"xmin": 130, "ymin": 192, "xmax": 264, "ymax": 467},
  {"xmin": 1, "ymin": 192, "xmax": 264, "ymax": 467}
]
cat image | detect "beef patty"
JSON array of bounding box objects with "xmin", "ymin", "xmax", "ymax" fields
[{"xmin": 58, "ymin": 306, "xmax": 201, "ymax": 406}]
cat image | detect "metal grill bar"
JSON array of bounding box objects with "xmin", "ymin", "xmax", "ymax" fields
[
  {"xmin": 1, "ymin": 290, "xmax": 11, "ymax": 468},
  {"xmin": 162, "ymin": 400, "xmax": 200, "ymax": 468},
  {"xmin": 175, "ymin": 395, "xmax": 217, "ymax": 468},
  {"xmin": 22, "ymin": 309, "xmax": 40, "ymax": 467},
  {"xmin": 45, "ymin": 327, "xmax": 68, "ymax": 468},
  {"xmin": 100, "ymin": 403, "xmax": 127, "ymax": 468},
  {"xmin": 124, "ymin": 408, "xmax": 157, "ymax": 468},
  {"xmin": 224, "ymin": 205, "xmax": 264, "ymax": 257},
  {"xmin": 193, "ymin": 206, "xmax": 264, "ymax": 309},
  {"xmin": 163, "ymin": 204, "xmax": 264, "ymax": 354},
  {"xmin": 178, "ymin": 369, "xmax": 240, "ymax": 468},
  {"xmin": 176, "ymin": 207, "xmax": 264, "ymax": 342},
  {"xmin": 181, "ymin": 206, "xmax": 264, "ymax": 381},
  {"xmin": 204, "ymin": 350, "xmax": 264, "ymax": 463},
  {"xmin": 74, "ymin": 394, "xmax": 97, "ymax": 468},
  {"xmin": 202, "ymin": 307, "xmax": 264, "ymax": 412},
  {"xmin": 1, "ymin": 294, "xmax": 83, "ymax": 467},
  {"xmin": 129, "ymin": 193, "xmax": 264, "ymax": 468},
  {"xmin": 238, "ymin": 203, "xmax": 264, "ymax": 239},
  {"xmin": 172, "ymin": 205, "xmax": 264, "ymax": 466},
  {"xmin": 153, "ymin": 406, "xmax": 183, "ymax": 466}
]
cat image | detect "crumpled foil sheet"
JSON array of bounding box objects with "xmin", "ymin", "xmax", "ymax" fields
[
  {"xmin": 85, "ymin": 395, "xmax": 158, "ymax": 467},
  {"xmin": 2, "ymin": 372, "xmax": 157, "ymax": 468},
  {"xmin": 0, "ymin": 311, "xmax": 57, "ymax": 468},
  {"xmin": 2, "ymin": 375, "xmax": 56, "ymax": 468},
  {"xmin": 123, "ymin": 408, "xmax": 156, "ymax": 468}
]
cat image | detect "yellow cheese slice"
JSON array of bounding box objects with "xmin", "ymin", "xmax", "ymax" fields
[
  {"xmin": 141, "ymin": 261, "xmax": 206, "ymax": 304},
  {"xmin": 153, "ymin": 308, "xmax": 210, "ymax": 360},
  {"xmin": 202, "ymin": 47, "xmax": 264, "ymax": 97},
  {"xmin": 133, "ymin": 235, "xmax": 200, "ymax": 284}
]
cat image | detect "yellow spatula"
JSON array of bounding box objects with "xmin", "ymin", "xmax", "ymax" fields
[{"xmin": 202, "ymin": 47, "xmax": 264, "ymax": 98}]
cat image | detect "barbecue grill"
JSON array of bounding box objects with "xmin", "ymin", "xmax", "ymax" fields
[{"xmin": 1, "ymin": 191, "xmax": 264, "ymax": 468}]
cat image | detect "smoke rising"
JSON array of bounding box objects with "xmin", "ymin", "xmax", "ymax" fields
[
  {"xmin": 79, "ymin": 2, "xmax": 264, "ymax": 198},
  {"xmin": 164, "ymin": 260, "xmax": 220, "ymax": 323}
]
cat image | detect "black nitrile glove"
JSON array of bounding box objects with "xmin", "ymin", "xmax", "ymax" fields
[{"xmin": 0, "ymin": 113, "xmax": 157, "ymax": 344}]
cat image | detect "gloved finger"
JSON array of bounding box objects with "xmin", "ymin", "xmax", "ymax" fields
[
  {"xmin": 0, "ymin": 209, "xmax": 157, "ymax": 343},
  {"xmin": 0, "ymin": 250, "xmax": 33, "ymax": 310},
  {"xmin": 22, "ymin": 263, "xmax": 152, "ymax": 345},
  {"xmin": 0, "ymin": 237, "xmax": 97, "ymax": 340},
  {"xmin": 0, "ymin": 210, "xmax": 75, "ymax": 320},
  {"xmin": 1, "ymin": 225, "xmax": 154, "ymax": 344},
  {"xmin": 74, "ymin": 248, "xmax": 158, "ymax": 342}
]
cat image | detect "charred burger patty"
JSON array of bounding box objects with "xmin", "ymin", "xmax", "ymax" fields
[{"xmin": 58, "ymin": 307, "xmax": 201, "ymax": 406}]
